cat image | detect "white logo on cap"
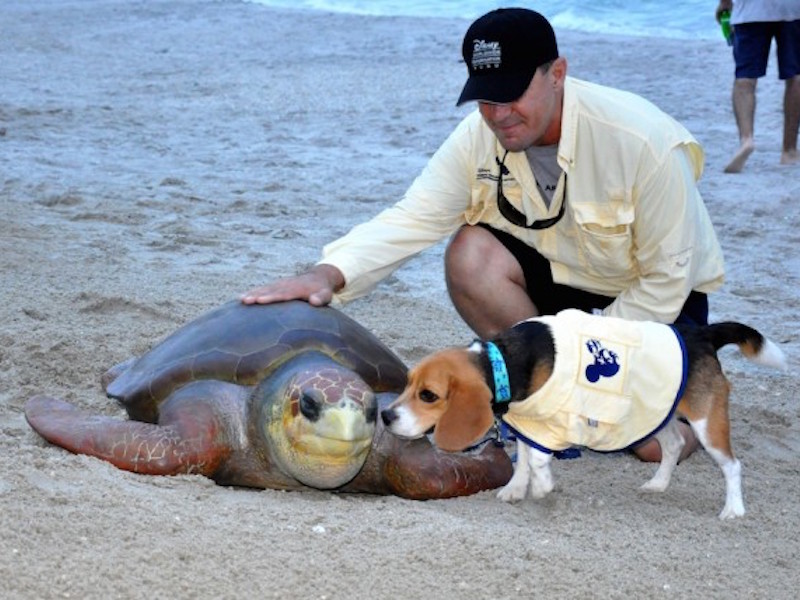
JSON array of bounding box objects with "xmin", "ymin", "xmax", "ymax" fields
[{"xmin": 472, "ymin": 39, "xmax": 501, "ymax": 70}]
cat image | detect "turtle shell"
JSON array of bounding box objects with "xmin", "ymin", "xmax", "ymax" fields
[{"xmin": 106, "ymin": 300, "xmax": 408, "ymax": 423}]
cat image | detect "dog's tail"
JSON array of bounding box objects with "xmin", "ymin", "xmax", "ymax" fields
[{"xmin": 706, "ymin": 323, "xmax": 787, "ymax": 369}]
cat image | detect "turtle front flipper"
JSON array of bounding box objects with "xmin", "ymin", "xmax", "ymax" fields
[
  {"xmin": 25, "ymin": 394, "xmax": 233, "ymax": 476},
  {"xmin": 344, "ymin": 394, "xmax": 514, "ymax": 499},
  {"xmin": 381, "ymin": 435, "xmax": 514, "ymax": 499}
]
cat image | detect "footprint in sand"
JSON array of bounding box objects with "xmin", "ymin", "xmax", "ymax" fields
[{"xmin": 76, "ymin": 293, "xmax": 175, "ymax": 321}]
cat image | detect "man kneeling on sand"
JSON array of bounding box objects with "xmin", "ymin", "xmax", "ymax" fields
[{"xmin": 242, "ymin": 8, "xmax": 724, "ymax": 463}]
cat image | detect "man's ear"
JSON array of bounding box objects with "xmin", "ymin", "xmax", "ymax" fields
[
  {"xmin": 550, "ymin": 56, "xmax": 568, "ymax": 86},
  {"xmin": 433, "ymin": 376, "xmax": 494, "ymax": 452}
]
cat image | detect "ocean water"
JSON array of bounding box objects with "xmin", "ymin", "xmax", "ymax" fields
[{"xmin": 246, "ymin": 0, "xmax": 721, "ymax": 40}]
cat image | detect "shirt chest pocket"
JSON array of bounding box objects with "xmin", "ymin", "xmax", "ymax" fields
[
  {"xmin": 571, "ymin": 198, "xmax": 635, "ymax": 275},
  {"xmin": 464, "ymin": 176, "xmax": 497, "ymax": 224}
]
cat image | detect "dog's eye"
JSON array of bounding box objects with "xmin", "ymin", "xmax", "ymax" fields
[{"xmin": 419, "ymin": 389, "xmax": 439, "ymax": 403}]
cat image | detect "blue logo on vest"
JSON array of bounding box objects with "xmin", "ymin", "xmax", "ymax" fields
[{"xmin": 584, "ymin": 339, "xmax": 620, "ymax": 383}]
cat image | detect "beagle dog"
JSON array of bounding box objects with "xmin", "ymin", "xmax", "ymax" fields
[{"xmin": 382, "ymin": 309, "xmax": 786, "ymax": 519}]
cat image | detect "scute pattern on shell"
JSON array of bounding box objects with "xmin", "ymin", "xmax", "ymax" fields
[{"xmin": 105, "ymin": 300, "xmax": 407, "ymax": 422}]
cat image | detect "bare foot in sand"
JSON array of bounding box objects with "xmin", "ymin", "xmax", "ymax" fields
[
  {"xmin": 724, "ymin": 139, "xmax": 755, "ymax": 173},
  {"xmin": 780, "ymin": 149, "xmax": 799, "ymax": 165}
]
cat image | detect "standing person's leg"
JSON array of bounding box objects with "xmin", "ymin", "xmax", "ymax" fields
[
  {"xmin": 726, "ymin": 78, "xmax": 757, "ymax": 173},
  {"xmin": 725, "ymin": 23, "xmax": 772, "ymax": 173},
  {"xmin": 777, "ymin": 20, "xmax": 800, "ymax": 164},
  {"xmin": 781, "ymin": 75, "xmax": 800, "ymax": 164}
]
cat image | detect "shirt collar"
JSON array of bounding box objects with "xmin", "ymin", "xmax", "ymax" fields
[{"xmin": 555, "ymin": 76, "xmax": 577, "ymax": 170}]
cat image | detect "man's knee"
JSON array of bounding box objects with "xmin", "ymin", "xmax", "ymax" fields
[
  {"xmin": 445, "ymin": 225, "xmax": 501, "ymax": 278},
  {"xmin": 733, "ymin": 78, "xmax": 757, "ymax": 92},
  {"xmin": 445, "ymin": 225, "xmax": 526, "ymax": 296}
]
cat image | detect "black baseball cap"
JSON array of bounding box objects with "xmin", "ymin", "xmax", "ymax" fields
[{"xmin": 457, "ymin": 8, "xmax": 559, "ymax": 106}]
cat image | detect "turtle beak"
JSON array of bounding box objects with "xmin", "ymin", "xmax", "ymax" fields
[
  {"xmin": 299, "ymin": 391, "xmax": 375, "ymax": 442},
  {"xmin": 332, "ymin": 410, "xmax": 364, "ymax": 440},
  {"xmin": 318, "ymin": 400, "xmax": 375, "ymax": 442}
]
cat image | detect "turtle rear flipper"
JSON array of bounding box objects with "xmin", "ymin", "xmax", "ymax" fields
[{"xmin": 24, "ymin": 395, "xmax": 230, "ymax": 476}]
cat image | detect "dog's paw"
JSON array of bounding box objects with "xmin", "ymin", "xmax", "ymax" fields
[
  {"xmin": 640, "ymin": 476, "xmax": 670, "ymax": 493},
  {"xmin": 719, "ymin": 501, "xmax": 745, "ymax": 520},
  {"xmin": 529, "ymin": 472, "xmax": 554, "ymax": 499},
  {"xmin": 640, "ymin": 481, "xmax": 667, "ymax": 493},
  {"xmin": 497, "ymin": 482, "xmax": 527, "ymax": 503}
]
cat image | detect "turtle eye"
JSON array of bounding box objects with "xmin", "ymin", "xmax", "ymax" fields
[
  {"xmin": 418, "ymin": 389, "xmax": 439, "ymax": 403},
  {"xmin": 364, "ymin": 396, "xmax": 377, "ymax": 424},
  {"xmin": 299, "ymin": 391, "xmax": 322, "ymax": 422}
]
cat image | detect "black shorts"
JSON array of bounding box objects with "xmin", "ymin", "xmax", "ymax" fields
[
  {"xmin": 733, "ymin": 20, "xmax": 800, "ymax": 80},
  {"xmin": 480, "ymin": 224, "xmax": 709, "ymax": 326}
]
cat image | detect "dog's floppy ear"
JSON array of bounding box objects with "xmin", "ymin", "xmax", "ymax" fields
[{"xmin": 433, "ymin": 374, "xmax": 495, "ymax": 452}]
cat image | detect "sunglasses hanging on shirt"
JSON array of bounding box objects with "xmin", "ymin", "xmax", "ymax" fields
[{"xmin": 495, "ymin": 150, "xmax": 566, "ymax": 229}]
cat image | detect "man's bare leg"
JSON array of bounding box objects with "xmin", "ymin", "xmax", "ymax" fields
[
  {"xmin": 781, "ymin": 75, "xmax": 800, "ymax": 165},
  {"xmin": 725, "ymin": 78, "xmax": 757, "ymax": 173},
  {"xmin": 633, "ymin": 421, "xmax": 700, "ymax": 463},
  {"xmin": 445, "ymin": 225, "xmax": 537, "ymax": 338}
]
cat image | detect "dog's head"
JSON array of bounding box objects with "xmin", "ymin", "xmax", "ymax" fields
[{"xmin": 381, "ymin": 348, "xmax": 495, "ymax": 452}]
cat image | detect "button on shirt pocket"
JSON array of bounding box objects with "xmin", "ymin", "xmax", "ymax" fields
[{"xmin": 571, "ymin": 198, "xmax": 635, "ymax": 277}]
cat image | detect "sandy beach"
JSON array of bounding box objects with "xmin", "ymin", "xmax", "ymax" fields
[{"xmin": 2, "ymin": 1, "xmax": 799, "ymax": 598}]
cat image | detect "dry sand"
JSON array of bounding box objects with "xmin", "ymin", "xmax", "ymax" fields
[{"xmin": 2, "ymin": 1, "xmax": 799, "ymax": 598}]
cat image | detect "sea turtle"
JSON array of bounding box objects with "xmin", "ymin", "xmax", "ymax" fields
[{"xmin": 25, "ymin": 300, "xmax": 512, "ymax": 498}]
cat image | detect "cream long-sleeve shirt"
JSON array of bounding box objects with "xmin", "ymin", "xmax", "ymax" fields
[{"xmin": 320, "ymin": 77, "xmax": 724, "ymax": 323}]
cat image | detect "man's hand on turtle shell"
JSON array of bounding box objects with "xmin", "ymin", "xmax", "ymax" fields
[{"xmin": 240, "ymin": 264, "xmax": 345, "ymax": 306}]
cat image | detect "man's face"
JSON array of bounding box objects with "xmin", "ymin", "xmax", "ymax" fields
[{"xmin": 478, "ymin": 58, "xmax": 565, "ymax": 151}]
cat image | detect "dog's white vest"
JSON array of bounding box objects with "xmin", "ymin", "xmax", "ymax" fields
[{"xmin": 502, "ymin": 309, "xmax": 687, "ymax": 453}]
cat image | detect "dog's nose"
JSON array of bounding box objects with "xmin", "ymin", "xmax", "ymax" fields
[{"xmin": 380, "ymin": 408, "xmax": 397, "ymax": 427}]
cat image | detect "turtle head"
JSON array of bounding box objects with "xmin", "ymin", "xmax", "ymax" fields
[{"xmin": 249, "ymin": 353, "xmax": 377, "ymax": 489}]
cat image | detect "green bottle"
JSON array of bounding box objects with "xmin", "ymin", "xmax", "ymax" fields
[{"xmin": 720, "ymin": 10, "xmax": 733, "ymax": 46}]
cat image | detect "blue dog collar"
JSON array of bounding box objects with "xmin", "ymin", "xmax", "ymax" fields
[{"xmin": 484, "ymin": 341, "xmax": 511, "ymax": 403}]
